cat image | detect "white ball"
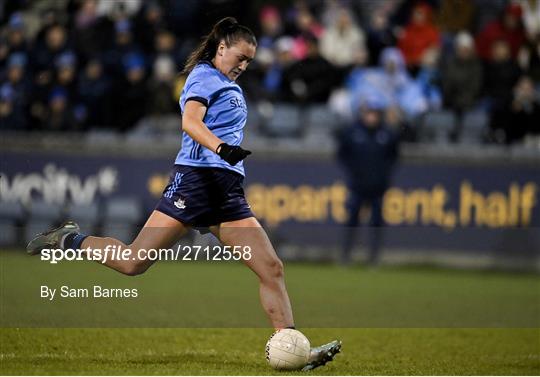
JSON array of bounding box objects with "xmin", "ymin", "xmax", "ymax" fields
[{"xmin": 265, "ymin": 329, "xmax": 311, "ymax": 370}]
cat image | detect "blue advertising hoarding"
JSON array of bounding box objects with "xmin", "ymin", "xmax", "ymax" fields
[{"xmin": 1, "ymin": 150, "xmax": 539, "ymax": 255}]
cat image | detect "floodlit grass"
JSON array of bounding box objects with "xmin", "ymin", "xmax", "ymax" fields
[
  {"xmin": 1, "ymin": 328, "xmax": 539, "ymax": 375},
  {"xmin": 1, "ymin": 250, "xmax": 539, "ymax": 375}
]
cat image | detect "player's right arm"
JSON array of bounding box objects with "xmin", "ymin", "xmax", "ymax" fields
[
  {"xmin": 182, "ymin": 100, "xmax": 223, "ymax": 154},
  {"xmin": 182, "ymin": 100, "xmax": 251, "ymax": 166}
]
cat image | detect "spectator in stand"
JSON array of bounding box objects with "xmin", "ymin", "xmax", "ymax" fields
[
  {"xmin": 519, "ymin": 0, "xmax": 540, "ymax": 39},
  {"xmin": 512, "ymin": 75, "xmax": 540, "ymax": 137},
  {"xmin": 287, "ymin": 3, "xmax": 324, "ymax": 60},
  {"xmin": 475, "ymin": 3, "xmax": 526, "ymax": 61},
  {"xmin": 441, "ymin": 31, "xmax": 483, "ymax": 141},
  {"xmin": 415, "ymin": 47, "xmax": 442, "ymax": 111},
  {"xmin": 32, "ymin": 7, "xmax": 67, "ymax": 50},
  {"xmin": 153, "ymin": 29, "xmax": 184, "ymax": 68},
  {"xmin": 346, "ymin": 47, "xmax": 429, "ymax": 120},
  {"xmin": 282, "ymin": 33, "xmax": 336, "ymax": 103},
  {"xmin": 28, "ymin": 72, "xmax": 54, "ymax": 131},
  {"xmin": 319, "ymin": 7, "xmax": 366, "ymax": 70},
  {"xmin": 32, "ymin": 23, "xmax": 70, "ymax": 72},
  {"xmin": 490, "ymin": 75, "xmax": 540, "ymax": 144},
  {"xmin": 0, "ymin": 38, "xmax": 9, "ymax": 72},
  {"xmin": 4, "ymin": 53, "xmax": 31, "ymax": 121},
  {"xmin": 78, "ymin": 57, "xmax": 111, "ymax": 128},
  {"xmin": 517, "ymin": 5, "xmax": 540, "ymax": 88},
  {"xmin": 146, "ymin": 55, "xmax": 177, "ymax": 115},
  {"xmin": 41, "ymin": 87, "xmax": 77, "ymax": 131},
  {"xmin": 366, "ymin": 6, "xmax": 397, "ymax": 66},
  {"xmin": 517, "ymin": 0, "xmax": 540, "ymax": 85},
  {"xmin": 258, "ymin": 5, "xmax": 284, "ymax": 49},
  {"xmin": 73, "ymin": 0, "xmax": 103, "ymax": 62},
  {"xmin": 397, "ymin": 2, "xmax": 441, "ymax": 71},
  {"xmin": 256, "ymin": 36, "xmax": 296, "ymax": 101},
  {"xmin": 112, "ymin": 53, "xmax": 147, "ymax": 131},
  {"xmin": 483, "ymin": 39, "xmax": 522, "ymax": 111},
  {"xmin": 54, "ymin": 51, "xmax": 78, "ymax": 102},
  {"xmin": 6, "ymin": 12, "xmax": 29, "ymax": 54},
  {"xmin": 28, "ymin": 23, "xmax": 71, "ymax": 129},
  {"xmin": 103, "ymin": 19, "xmax": 143, "ymax": 77},
  {"xmin": 0, "ymin": 84, "xmax": 25, "ymax": 129},
  {"xmin": 134, "ymin": 1, "xmax": 167, "ymax": 55},
  {"xmin": 519, "ymin": 35, "xmax": 540, "ymax": 84}
]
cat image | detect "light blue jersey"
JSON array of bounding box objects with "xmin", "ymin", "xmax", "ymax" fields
[{"xmin": 175, "ymin": 61, "xmax": 248, "ymax": 176}]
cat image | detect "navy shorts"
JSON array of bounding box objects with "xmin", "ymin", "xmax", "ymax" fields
[{"xmin": 155, "ymin": 165, "xmax": 254, "ymax": 228}]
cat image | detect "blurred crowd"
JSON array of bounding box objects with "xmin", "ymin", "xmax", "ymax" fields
[{"xmin": 1, "ymin": 0, "xmax": 540, "ymax": 145}]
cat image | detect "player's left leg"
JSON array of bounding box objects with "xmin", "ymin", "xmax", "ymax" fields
[{"xmin": 210, "ymin": 216, "xmax": 294, "ymax": 330}]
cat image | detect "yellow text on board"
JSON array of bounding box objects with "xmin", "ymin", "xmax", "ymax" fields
[
  {"xmin": 246, "ymin": 181, "xmax": 537, "ymax": 229},
  {"xmin": 147, "ymin": 174, "xmax": 537, "ymax": 229}
]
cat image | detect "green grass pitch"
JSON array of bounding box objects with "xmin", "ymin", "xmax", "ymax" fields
[{"xmin": 1, "ymin": 250, "xmax": 539, "ymax": 375}]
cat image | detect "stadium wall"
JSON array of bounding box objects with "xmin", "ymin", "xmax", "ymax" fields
[{"xmin": 1, "ymin": 146, "xmax": 539, "ymax": 270}]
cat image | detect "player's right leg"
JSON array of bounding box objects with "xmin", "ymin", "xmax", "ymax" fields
[
  {"xmin": 27, "ymin": 210, "xmax": 189, "ymax": 276},
  {"xmin": 302, "ymin": 340, "xmax": 342, "ymax": 371},
  {"xmin": 210, "ymin": 216, "xmax": 294, "ymax": 330},
  {"xmin": 212, "ymin": 217, "xmax": 342, "ymax": 370}
]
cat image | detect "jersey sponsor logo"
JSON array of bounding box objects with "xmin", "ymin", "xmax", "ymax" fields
[{"xmin": 229, "ymin": 97, "xmax": 247, "ymax": 113}]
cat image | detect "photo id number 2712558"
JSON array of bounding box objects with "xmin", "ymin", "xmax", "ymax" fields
[{"xmin": 177, "ymin": 245, "xmax": 252, "ymax": 261}]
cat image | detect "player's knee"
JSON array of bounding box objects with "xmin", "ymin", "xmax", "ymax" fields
[{"xmin": 265, "ymin": 258, "xmax": 284, "ymax": 281}]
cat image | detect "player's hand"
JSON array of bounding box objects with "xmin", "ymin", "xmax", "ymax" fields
[{"xmin": 216, "ymin": 143, "xmax": 252, "ymax": 166}]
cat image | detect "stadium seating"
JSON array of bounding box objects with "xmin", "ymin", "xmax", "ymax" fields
[
  {"xmin": 258, "ymin": 102, "xmax": 303, "ymax": 137},
  {"xmin": 306, "ymin": 104, "xmax": 341, "ymax": 131},
  {"xmin": 246, "ymin": 101, "xmax": 262, "ymax": 134},
  {"xmin": 460, "ymin": 109, "xmax": 488, "ymax": 144},
  {"xmin": 303, "ymin": 104, "xmax": 342, "ymax": 150},
  {"xmin": 85, "ymin": 129, "xmax": 122, "ymax": 146},
  {"xmin": 419, "ymin": 110, "xmax": 456, "ymax": 143}
]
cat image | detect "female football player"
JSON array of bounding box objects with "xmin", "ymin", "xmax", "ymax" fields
[{"xmin": 27, "ymin": 17, "xmax": 340, "ymax": 370}]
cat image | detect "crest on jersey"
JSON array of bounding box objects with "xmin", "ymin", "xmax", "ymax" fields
[{"xmin": 174, "ymin": 197, "xmax": 186, "ymax": 209}]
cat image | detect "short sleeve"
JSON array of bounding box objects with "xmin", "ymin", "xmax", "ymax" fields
[
  {"xmin": 181, "ymin": 65, "xmax": 223, "ymax": 109},
  {"xmin": 183, "ymin": 79, "xmax": 211, "ymax": 107}
]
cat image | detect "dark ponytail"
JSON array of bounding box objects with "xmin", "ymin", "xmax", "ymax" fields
[{"xmin": 181, "ymin": 17, "xmax": 257, "ymax": 75}]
